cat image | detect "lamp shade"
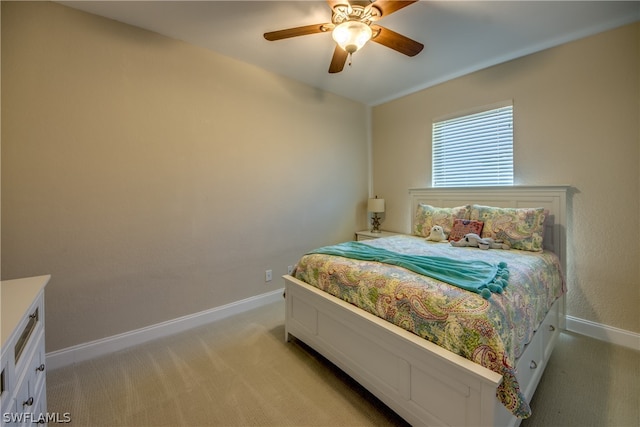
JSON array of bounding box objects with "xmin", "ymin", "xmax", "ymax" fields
[
  {"xmin": 332, "ymin": 21, "xmax": 372, "ymax": 54},
  {"xmin": 367, "ymin": 198, "xmax": 385, "ymax": 213}
]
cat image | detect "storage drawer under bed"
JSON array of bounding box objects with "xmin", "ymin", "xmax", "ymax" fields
[{"xmin": 514, "ymin": 299, "xmax": 560, "ymax": 402}]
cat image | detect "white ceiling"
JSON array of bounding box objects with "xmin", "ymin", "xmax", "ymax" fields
[{"xmin": 58, "ymin": 1, "xmax": 640, "ymax": 106}]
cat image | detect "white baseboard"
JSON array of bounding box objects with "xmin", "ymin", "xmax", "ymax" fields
[
  {"xmin": 46, "ymin": 288, "xmax": 285, "ymax": 370},
  {"xmin": 565, "ymin": 315, "xmax": 640, "ymax": 351}
]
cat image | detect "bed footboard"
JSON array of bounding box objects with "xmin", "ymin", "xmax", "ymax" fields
[
  {"xmin": 284, "ymin": 274, "xmax": 563, "ymax": 427},
  {"xmin": 285, "ymin": 274, "xmax": 506, "ymax": 426}
]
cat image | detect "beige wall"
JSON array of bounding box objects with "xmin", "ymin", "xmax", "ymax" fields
[
  {"xmin": 1, "ymin": 2, "xmax": 369, "ymax": 351},
  {"xmin": 372, "ymin": 23, "xmax": 640, "ymax": 334}
]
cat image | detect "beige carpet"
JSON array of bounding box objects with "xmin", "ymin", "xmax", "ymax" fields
[{"xmin": 47, "ymin": 300, "xmax": 639, "ymax": 427}]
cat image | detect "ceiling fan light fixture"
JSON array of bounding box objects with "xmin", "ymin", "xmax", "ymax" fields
[{"xmin": 332, "ymin": 21, "xmax": 372, "ymax": 54}]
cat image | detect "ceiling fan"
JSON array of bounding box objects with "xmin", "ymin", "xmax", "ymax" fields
[{"xmin": 263, "ymin": 0, "xmax": 424, "ymax": 73}]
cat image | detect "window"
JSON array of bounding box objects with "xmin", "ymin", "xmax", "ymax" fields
[{"xmin": 432, "ymin": 103, "xmax": 513, "ymax": 187}]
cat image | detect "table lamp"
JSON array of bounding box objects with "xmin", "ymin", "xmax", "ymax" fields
[{"xmin": 367, "ymin": 196, "xmax": 385, "ymax": 233}]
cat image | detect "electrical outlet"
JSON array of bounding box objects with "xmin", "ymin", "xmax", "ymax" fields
[
  {"xmin": 287, "ymin": 265, "xmax": 294, "ymax": 275},
  {"xmin": 265, "ymin": 269, "xmax": 272, "ymax": 282}
]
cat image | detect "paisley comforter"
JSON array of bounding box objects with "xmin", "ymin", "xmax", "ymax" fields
[{"xmin": 293, "ymin": 235, "xmax": 565, "ymax": 418}]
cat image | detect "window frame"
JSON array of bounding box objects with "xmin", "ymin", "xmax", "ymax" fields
[{"xmin": 432, "ymin": 101, "xmax": 514, "ymax": 188}]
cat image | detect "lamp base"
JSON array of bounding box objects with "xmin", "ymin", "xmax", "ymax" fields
[{"xmin": 370, "ymin": 213, "xmax": 382, "ymax": 233}]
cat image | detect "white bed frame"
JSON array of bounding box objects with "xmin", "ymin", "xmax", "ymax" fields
[{"xmin": 284, "ymin": 186, "xmax": 569, "ymax": 427}]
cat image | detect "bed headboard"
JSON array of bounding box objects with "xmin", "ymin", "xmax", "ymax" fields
[{"xmin": 409, "ymin": 186, "xmax": 569, "ymax": 271}]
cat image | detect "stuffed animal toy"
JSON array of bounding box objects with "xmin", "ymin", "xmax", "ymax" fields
[
  {"xmin": 426, "ymin": 225, "xmax": 448, "ymax": 242},
  {"xmin": 450, "ymin": 233, "xmax": 510, "ymax": 250}
]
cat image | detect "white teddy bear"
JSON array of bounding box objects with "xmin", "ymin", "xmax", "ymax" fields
[
  {"xmin": 450, "ymin": 233, "xmax": 510, "ymax": 250},
  {"xmin": 425, "ymin": 225, "xmax": 448, "ymax": 242}
]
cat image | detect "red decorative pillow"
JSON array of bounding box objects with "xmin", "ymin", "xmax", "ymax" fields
[{"xmin": 449, "ymin": 219, "xmax": 484, "ymax": 242}]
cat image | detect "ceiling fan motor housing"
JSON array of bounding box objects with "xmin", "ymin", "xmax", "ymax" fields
[{"xmin": 332, "ymin": 3, "xmax": 380, "ymax": 26}]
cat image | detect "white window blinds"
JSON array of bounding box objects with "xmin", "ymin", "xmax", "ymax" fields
[{"xmin": 432, "ymin": 104, "xmax": 513, "ymax": 187}]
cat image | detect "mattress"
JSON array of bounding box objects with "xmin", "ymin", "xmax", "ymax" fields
[{"xmin": 293, "ymin": 234, "xmax": 565, "ymax": 417}]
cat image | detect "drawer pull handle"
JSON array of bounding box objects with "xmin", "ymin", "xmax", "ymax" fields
[
  {"xmin": 548, "ymin": 325, "xmax": 556, "ymax": 332},
  {"xmin": 23, "ymin": 397, "xmax": 34, "ymax": 407},
  {"xmin": 36, "ymin": 363, "xmax": 45, "ymax": 372},
  {"xmin": 530, "ymin": 360, "xmax": 538, "ymax": 369}
]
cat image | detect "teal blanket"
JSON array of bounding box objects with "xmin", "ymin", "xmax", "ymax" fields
[{"xmin": 309, "ymin": 241, "xmax": 509, "ymax": 299}]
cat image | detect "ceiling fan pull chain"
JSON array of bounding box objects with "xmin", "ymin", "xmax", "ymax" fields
[{"xmin": 348, "ymin": 52, "xmax": 353, "ymax": 67}]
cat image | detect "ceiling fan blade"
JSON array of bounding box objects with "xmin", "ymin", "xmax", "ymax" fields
[
  {"xmin": 370, "ymin": 1, "xmax": 417, "ymax": 19},
  {"xmin": 264, "ymin": 24, "xmax": 329, "ymax": 41},
  {"xmin": 371, "ymin": 25, "xmax": 423, "ymax": 57},
  {"xmin": 329, "ymin": 46, "xmax": 349, "ymax": 73}
]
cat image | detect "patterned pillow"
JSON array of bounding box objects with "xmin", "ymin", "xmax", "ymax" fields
[
  {"xmin": 449, "ymin": 219, "xmax": 484, "ymax": 242},
  {"xmin": 413, "ymin": 204, "xmax": 470, "ymax": 237},
  {"xmin": 470, "ymin": 205, "xmax": 546, "ymax": 251}
]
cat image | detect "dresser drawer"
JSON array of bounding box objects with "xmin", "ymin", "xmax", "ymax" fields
[
  {"xmin": 32, "ymin": 383, "xmax": 47, "ymax": 425},
  {"xmin": 14, "ymin": 305, "xmax": 44, "ymax": 379},
  {"xmin": 356, "ymin": 234, "xmax": 375, "ymax": 241},
  {"xmin": 32, "ymin": 337, "xmax": 47, "ymax": 400},
  {"xmin": 12, "ymin": 332, "xmax": 45, "ymax": 423},
  {"xmin": 1, "ymin": 355, "xmax": 14, "ymax": 414},
  {"xmin": 15, "ymin": 370, "xmax": 33, "ymax": 419}
]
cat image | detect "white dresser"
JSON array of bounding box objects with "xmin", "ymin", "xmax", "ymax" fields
[{"xmin": 1, "ymin": 275, "xmax": 49, "ymax": 426}]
